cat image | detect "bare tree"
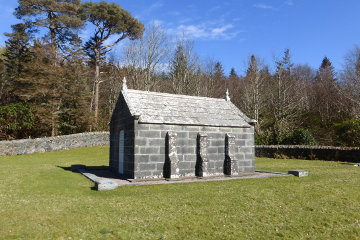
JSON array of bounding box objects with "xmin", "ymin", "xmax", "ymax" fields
[
  {"xmin": 268, "ymin": 49, "xmax": 307, "ymax": 138},
  {"xmin": 340, "ymin": 46, "xmax": 360, "ymax": 119},
  {"xmin": 239, "ymin": 55, "xmax": 267, "ymax": 132},
  {"xmin": 197, "ymin": 57, "xmax": 225, "ymax": 97},
  {"xmin": 121, "ymin": 22, "xmax": 169, "ymax": 91},
  {"xmin": 291, "ymin": 64, "xmax": 316, "ymax": 111}
]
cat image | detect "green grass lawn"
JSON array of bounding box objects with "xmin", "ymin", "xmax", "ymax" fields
[{"xmin": 0, "ymin": 146, "xmax": 359, "ymax": 239}]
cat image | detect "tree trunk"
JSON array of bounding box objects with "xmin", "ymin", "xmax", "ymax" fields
[
  {"xmin": 49, "ymin": 11, "xmax": 58, "ymax": 136},
  {"xmin": 51, "ymin": 114, "xmax": 56, "ymax": 137},
  {"xmin": 93, "ymin": 50, "xmax": 100, "ymax": 127},
  {"xmin": 48, "ymin": 11, "xmax": 57, "ymax": 61}
]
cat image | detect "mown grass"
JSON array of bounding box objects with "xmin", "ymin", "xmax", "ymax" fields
[{"xmin": 0, "ymin": 146, "xmax": 359, "ymax": 239}]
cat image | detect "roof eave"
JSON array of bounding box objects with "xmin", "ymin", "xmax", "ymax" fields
[{"xmin": 137, "ymin": 120, "xmax": 252, "ymax": 128}]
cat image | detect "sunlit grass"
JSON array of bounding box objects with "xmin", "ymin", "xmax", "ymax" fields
[{"xmin": 0, "ymin": 146, "xmax": 359, "ymax": 239}]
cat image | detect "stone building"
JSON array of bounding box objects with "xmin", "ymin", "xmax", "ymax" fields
[{"xmin": 109, "ymin": 78, "xmax": 256, "ymax": 180}]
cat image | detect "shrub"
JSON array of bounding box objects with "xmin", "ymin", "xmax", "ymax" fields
[
  {"xmin": 256, "ymin": 130, "xmax": 278, "ymax": 145},
  {"xmin": 0, "ymin": 103, "xmax": 35, "ymax": 139},
  {"xmin": 281, "ymin": 128, "xmax": 317, "ymax": 145},
  {"xmin": 334, "ymin": 120, "xmax": 360, "ymax": 147}
]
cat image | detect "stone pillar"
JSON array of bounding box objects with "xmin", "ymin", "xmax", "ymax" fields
[
  {"xmin": 196, "ymin": 133, "xmax": 208, "ymax": 177},
  {"xmin": 165, "ymin": 132, "xmax": 179, "ymax": 179},
  {"xmin": 224, "ymin": 133, "xmax": 238, "ymax": 175}
]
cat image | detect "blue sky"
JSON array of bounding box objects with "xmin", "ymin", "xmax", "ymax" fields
[{"xmin": 1, "ymin": 0, "xmax": 360, "ymax": 75}]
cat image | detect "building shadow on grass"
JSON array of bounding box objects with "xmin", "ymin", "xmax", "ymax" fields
[{"xmin": 57, "ymin": 165, "xmax": 123, "ymax": 179}]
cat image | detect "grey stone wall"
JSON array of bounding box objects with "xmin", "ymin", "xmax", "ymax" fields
[
  {"xmin": 133, "ymin": 123, "xmax": 255, "ymax": 179},
  {"xmin": 109, "ymin": 93, "xmax": 135, "ymax": 179},
  {"xmin": 0, "ymin": 132, "xmax": 109, "ymax": 156},
  {"xmin": 255, "ymin": 145, "xmax": 360, "ymax": 162}
]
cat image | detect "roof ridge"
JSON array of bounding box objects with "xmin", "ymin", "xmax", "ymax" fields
[{"xmin": 126, "ymin": 89, "xmax": 225, "ymax": 101}]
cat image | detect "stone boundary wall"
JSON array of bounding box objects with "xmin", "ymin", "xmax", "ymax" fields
[
  {"xmin": 0, "ymin": 132, "xmax": 110, "ymax": 156},
  {"xmin": 255, "ymin": 145, "xmax": 360, "ymax": 162}
]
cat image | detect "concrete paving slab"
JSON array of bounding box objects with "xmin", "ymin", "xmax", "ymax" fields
[{"xmin": 73, "ymin": 165, "xmax": 293, "ymax": 191}]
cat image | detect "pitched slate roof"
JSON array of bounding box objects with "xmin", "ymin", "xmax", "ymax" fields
[{"xmin": 121, "ymin": 88, "xmax": 253, "ymax": 128}]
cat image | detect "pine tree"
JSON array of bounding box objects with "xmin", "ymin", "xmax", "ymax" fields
[
  {"xmin": 212, "ymin": 61, "xmax": 226, "ymax": 98},
  {"xmin": 313, "ymin": 57, "xmax": 343, "ymax": 132},
  {"xmin": 14, "ymin": 41, "xmax": 67, "ymax": 136},
  {"xmin": 229, "ymin": 68, "xmax": 238, "ymax": 79},
  {"xmin": 58, "ymin": 55, "xmax": 92, "ymax": 134},
  {"xmin": 168, "ymin": 39, "xmax": 199, "ymax": 95},
  {"xmin": 4, "ymin": 24, "xmax": 32, "ymax": 84},
  {"xmin": 0, "ymin": 47, "xmax": 7, "ymax": 103},
  {"xmin": 169, "ymin": 44, "xmax": 189, "ymax": 93},
  {"xmin": 15, "ymin": 0, "xmax": 84, "ymax": 53},
  {"xmin": 82, "ymin": 1, "xmax": 144, "ymax": 127},
  {"xmin": 12, "ymin": 0, "xmax": 85, "ymax": 136}
]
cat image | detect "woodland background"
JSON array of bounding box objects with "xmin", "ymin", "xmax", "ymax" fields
[{"xmin": 1, "ymin": 0, "xmax": 360, "ymax": 147}]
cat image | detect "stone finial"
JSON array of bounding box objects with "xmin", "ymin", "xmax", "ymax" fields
[
  {"xmin": 225, "ymin": 88, "xmax": 231, "ymax": 102},
  {"xmin": 122, "ymin": 77, "xmax": 128, "ymax": 91}
]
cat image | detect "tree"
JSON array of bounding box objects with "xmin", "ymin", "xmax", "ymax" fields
[
  {"xmin": 268, "ymin": 49, "xmax": 305, "ymax": 141},
  {"xmin": 228, "ymin": 67, "xmax": 240, "ymax": 102},
  {"xmin": 229, "ymin": 68, "xmax": 238, "ymax": 79},
  {"xmin": 58, "ymin": 47, "xmax": 92, "ymax": 135},
  {"xmin": 313, "ymin": 57, "xmax": 344, "ymax": 127},
  {"xmin": 291, "ymin": 64, "xmax": 316, "ymax": 112},
  {"xmin": 239, "ymin": 55, "xmax": 267, "ymax": 132},
  {"xmin": 340, "ymin": 46, "xmax": 360, "ymax": 119},
  {"xmin": 3, "ymin": 23, "xmax": 32, "ymax": 102},
  {"xmin": 14, "ymin": 41, "xmax": 66, "ymax": 136},
  {"xmin": 103, "ymin": 57, "xmax": 124, "ymax": 117},
  {"xmin": 168, "ymin": 36, "xmax": 199, "ymax": 95},
  {"xmin": 12, "ymin": 0, "xmax": 86, "ymax": 136},
  {"xmin": 121, "ymin": 22, "xmax": 169, "ymax": 91},
  {"xmin": 82, "ymin": 1, "xmax": 144, "ymax": 127},
  {"xmin": 281, "ymin": 128, "xmax": 317, "ymax": 145},
  {"xmin": 0, "ymin": 46, "xmax": 7, "ymax": 103},
  {"xmin": 197, "ymin": 58, "xmax": 224, "ymax": 98},
  {"xmin": 15, "ymin": 0, "xmax": 84, "ymax": 53},
  {"xmin": 0, "ymin": 102, "xmax": 35, "ymax": 140},
  {"xmin": 334, "ymin": 120, "xmax": 360, "ymax": 146},
  {"xmin": 212, "ymin": 61, "xmax": 226, "ymax": 98}
]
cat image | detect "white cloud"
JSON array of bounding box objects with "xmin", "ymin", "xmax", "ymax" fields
[
  {"xmin": 212, "ymin": 24, "xmax": 233, "ymax": 36},
  {"xmin": 168, "ymin": 23, "xmax": 240, "ymax": 40},
  {"xmin": 177, "ymin": 25, "xmax": 208, "ymax": 39},
  {"xmin": 253, "ymin": 4, "xmax": 275, "ymax": 10}
]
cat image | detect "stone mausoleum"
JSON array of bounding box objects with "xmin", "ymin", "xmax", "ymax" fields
[{"xmin": 109, "ymin": 78, "xmax": 256, "ymax": 180}]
